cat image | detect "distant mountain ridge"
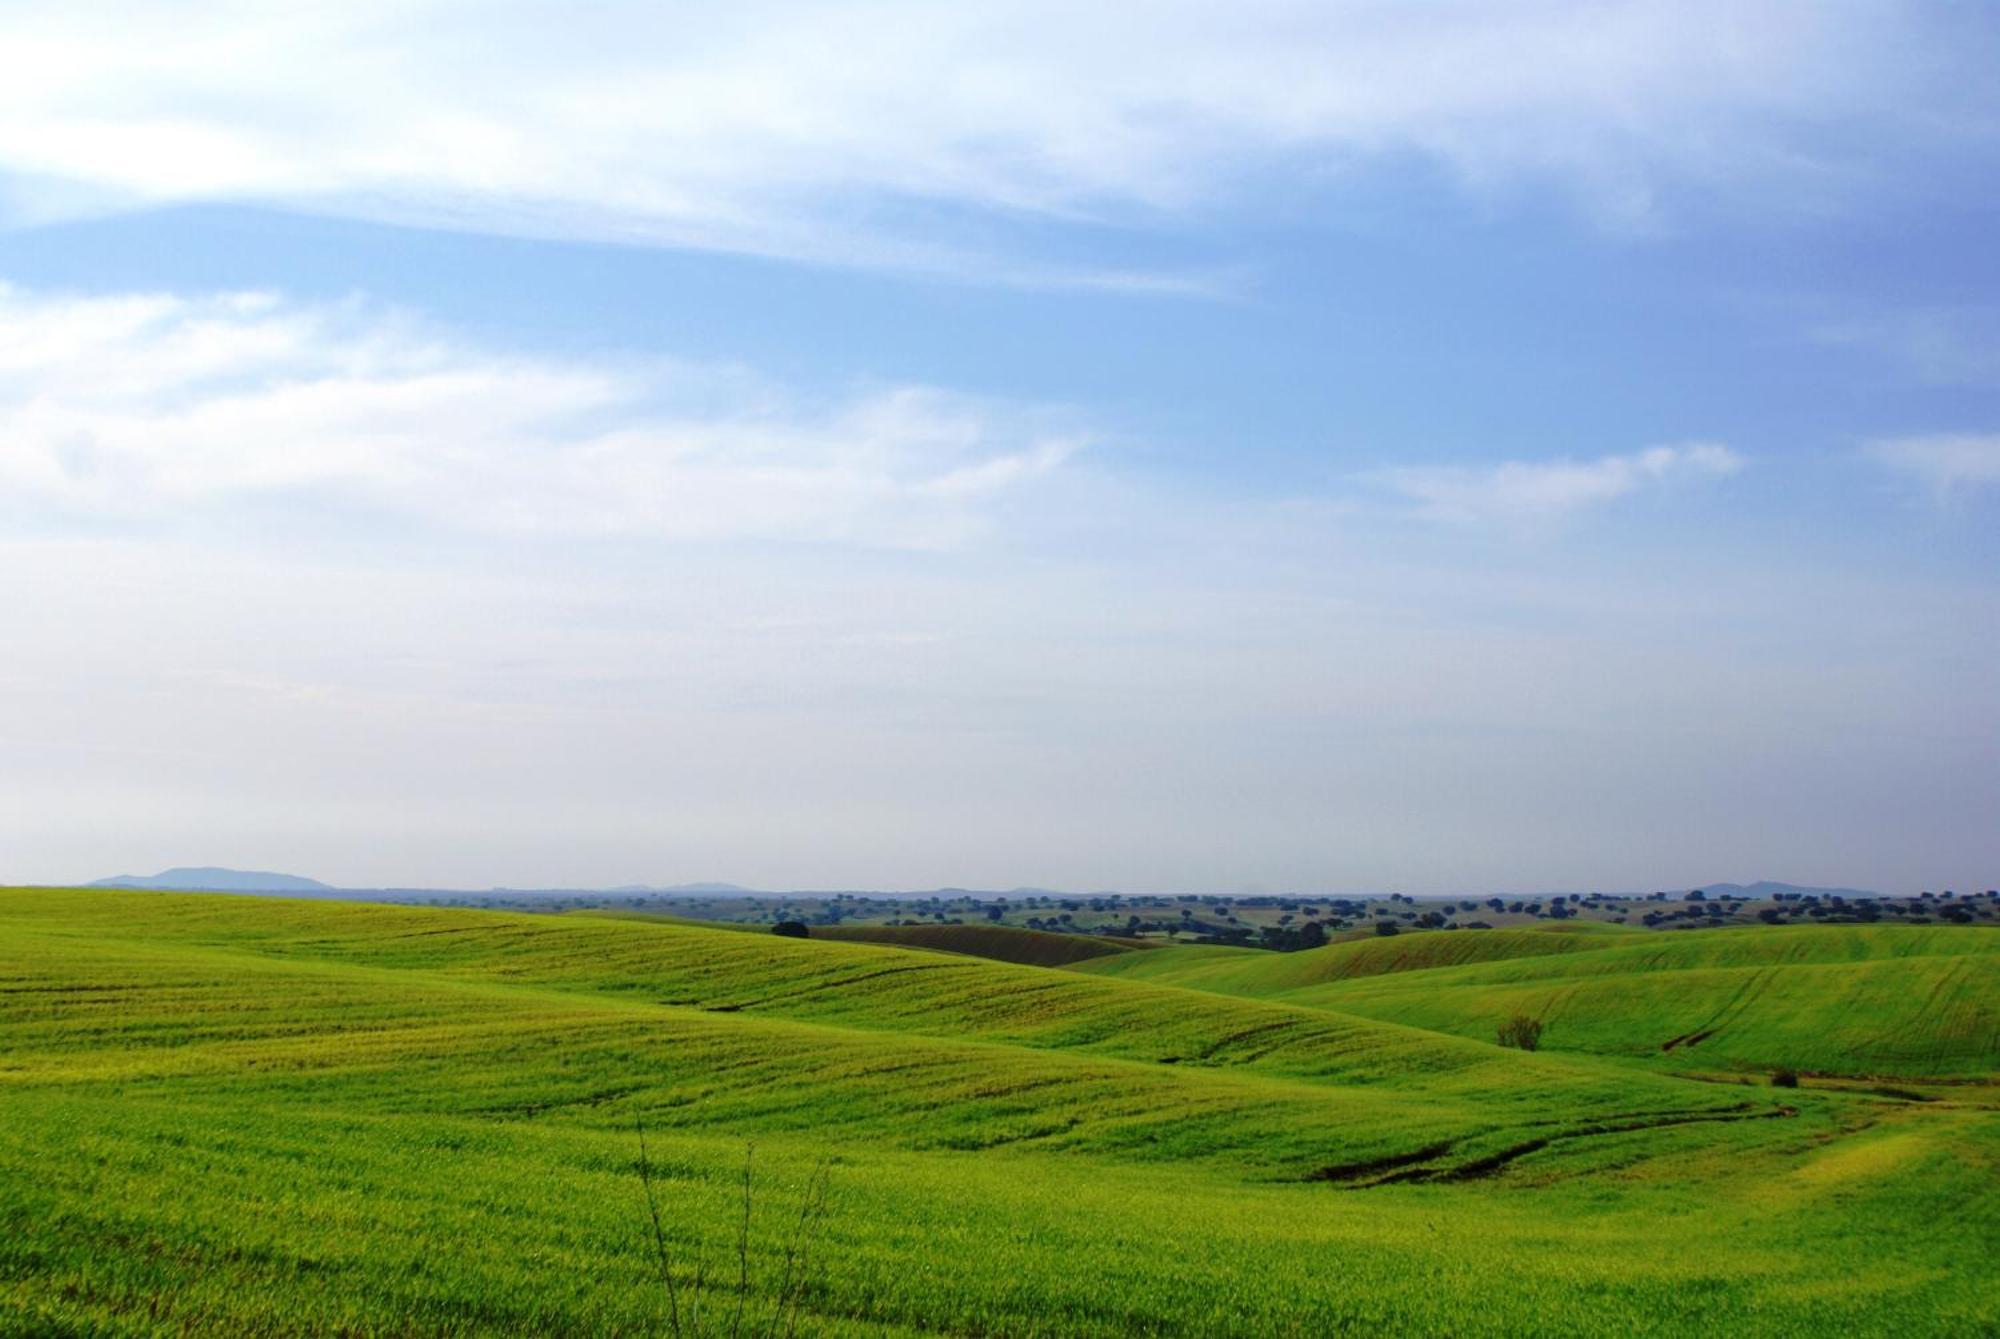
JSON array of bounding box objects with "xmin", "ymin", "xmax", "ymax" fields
[{"xmin": 88, "ymin": 867, "xmax": 333, "ymax": 893}]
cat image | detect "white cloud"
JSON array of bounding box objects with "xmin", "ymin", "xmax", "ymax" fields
[
  {"xmin": 0, "ymin": 2, "xmax": 1937, "ymax": 272},
  {"xmin": 1866, "ymin": 433, "xmax": 2000, "ymax": 498},
  {"xmin": 1365, "ymin": 443, "xmax": 1742, "ymax": 525},
  {"xmin": 1815, "ymin": 311, "xmax": 2000, "ymax": 387},
  {"xmin": 0, "ymin": 283, "xmax": 1081, "ymax": 546}
]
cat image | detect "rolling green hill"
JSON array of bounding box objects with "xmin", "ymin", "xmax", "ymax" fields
[
  {"xmin": 1, "ymin": 890, "xmax": 1993, "ymax": 1335},
  {"xmin": 579, "ymin": 913, "xmax": 1151, "ymax": 966},
  {"xmin": 1076, "ymin": 924, "xmax": 2000, "ymax": 1078}
]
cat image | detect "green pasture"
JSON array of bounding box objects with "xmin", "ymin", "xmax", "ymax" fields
[
  {"xmin": 0, "ymin": 890, "xmax": 1993, "ymax": 1335},
  {"xmin": 1076, "ymin": 923, "xmax": 2000, "ymax": 1078}
]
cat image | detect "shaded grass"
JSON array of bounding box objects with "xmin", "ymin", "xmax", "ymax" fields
[{"xmin": 810, "ymin": 922, "xmax": 1148, "ymax": 966}]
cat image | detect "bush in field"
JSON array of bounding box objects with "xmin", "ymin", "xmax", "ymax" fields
[
  {"xmin": 771, "ymin": 921, "xmax": 810, "ymax": 938},
  {"xmin": 1771, "ymin": 1068, "xmax": 1800, "ymax": 1088},
  {"xmin": 1497, "ymin": 1014, "xmax": 1543, "ymax": 1051}
]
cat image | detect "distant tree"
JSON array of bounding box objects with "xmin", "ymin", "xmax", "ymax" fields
[
  {"xmin": 1298, "ymin": 920, "xmax": 1328, "ymax": 950},
  {"xmin": 771, "ymin": 921, "xmax": 810, "ymax": 938},
  {"xmin": 1374, "ymin": 920, "xmax": 1400, "ymax": 937},
  {"xmin": 1496, "ymin": 1014, "xmax": 1543, "ymax": 1051}
]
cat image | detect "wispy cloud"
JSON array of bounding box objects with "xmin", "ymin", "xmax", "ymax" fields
[
  {"xmin": 0, "ymin": 283, "xmax": 1082, "ymax": 547},
  {"xmin": 1814, "ymin": 310, "xmax": 2000, "ymax": 387},
  {"xmin": 1363, "ymin": 443, "xmax": 1743, "ymax": 526},
  {"xmin": 1866, "ymin": 433, "xmax": 2000, "ymax": 498},
  {"xmin": 0, "ymin": 2, "xmax": 1947, "ymax": 275}
]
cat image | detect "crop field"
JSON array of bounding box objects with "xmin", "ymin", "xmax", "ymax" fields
[{"xmin": 2, "ymin": 890, "xmax": 1995, "ymax": 1335}]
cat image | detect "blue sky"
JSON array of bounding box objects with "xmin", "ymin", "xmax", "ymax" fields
[{"xmin": 0, "ymin": 2, "xmax": 1994, "ymax": 893}]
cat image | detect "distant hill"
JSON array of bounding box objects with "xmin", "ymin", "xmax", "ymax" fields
[
  {"xmin": 88, "ymin": 867, "xmax": 333, "ymax": 893},
  {"xmin": 606, "ymin": 882, "xmax": 757, "ymax": 894},
  {"xmin": 1694, "ymin": 880, "xmax": 1886, "ymax": 900}
]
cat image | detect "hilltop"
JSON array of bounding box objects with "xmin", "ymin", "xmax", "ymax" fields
[{"xmin": 1694, "ymin": 879, "xmax": 1889, "ymax": 900}]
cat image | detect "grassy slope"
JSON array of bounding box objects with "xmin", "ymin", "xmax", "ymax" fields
[
  {"xmin": 578, "ymin": 912, "xmax": 1149, "ymax": 966},
  {"xmin": 1077, "ymin": 925, "xmax": 2000, "ymax": 1077},
  {"xmin": 0, "ymin": 893, "xmax": 1748, "ymax": 1156},
  {"xmin": 1, "ymin": 890, "xmax": 1994, "ymax": 1335}
]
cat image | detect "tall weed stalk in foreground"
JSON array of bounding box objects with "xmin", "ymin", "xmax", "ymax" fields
[{"xmin": 635, "ymin": 1123, "xmax": 833, "ymax": 1339}]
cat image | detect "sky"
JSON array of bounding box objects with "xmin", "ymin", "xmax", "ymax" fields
[{"xmin": 1, "ymin": 1, "xmax": 1995, "ymax": 895}]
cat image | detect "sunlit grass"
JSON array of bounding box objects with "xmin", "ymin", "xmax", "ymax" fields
[
  {"xmin": 0, "ymin": 890, "xmax": 1993, "ymax": 1335},
  {"xmin": 1076, "ymin": 924, "xmax": 2000, "ymax": 1077}
]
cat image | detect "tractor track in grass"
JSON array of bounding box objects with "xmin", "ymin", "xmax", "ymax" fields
[
  {"xmin": 1307, "ymin": 1141, "xmax": 1457, "ymax": 1183},
  {"xmin": 1656, "ymin": 966, "xmax": 1776, "ymax": 1053},
  {"xmin": 1313, "ymin": 1102, "xmax": 1798, "ymax": 1188}
]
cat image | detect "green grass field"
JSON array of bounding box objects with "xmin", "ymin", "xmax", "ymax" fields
[
  {"xmin": 1076, "ymin": 923, "xmax": 2000, "ymax": 1078},
  {"xmin": 2, "ymin": 891, "xmax": 1994, "ymax": 1335}
]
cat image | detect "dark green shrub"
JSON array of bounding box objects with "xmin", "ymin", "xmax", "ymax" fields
[
  {"xmin": 770, "ymin": 921, "xmax": 810, "ymax": 938},
  {"xmin": 1497, "ymin": 1014, "xmax": 1543, "ymax": 1051}
]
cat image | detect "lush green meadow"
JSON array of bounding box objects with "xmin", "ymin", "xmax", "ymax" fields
[
  {"xmin": 2, "ymin": 891, "xmax": 1994, "ymax": 1334},
  {"xmin": 1077, "ymin": 923, "xmax": 2000, "ymax": 1078}
]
